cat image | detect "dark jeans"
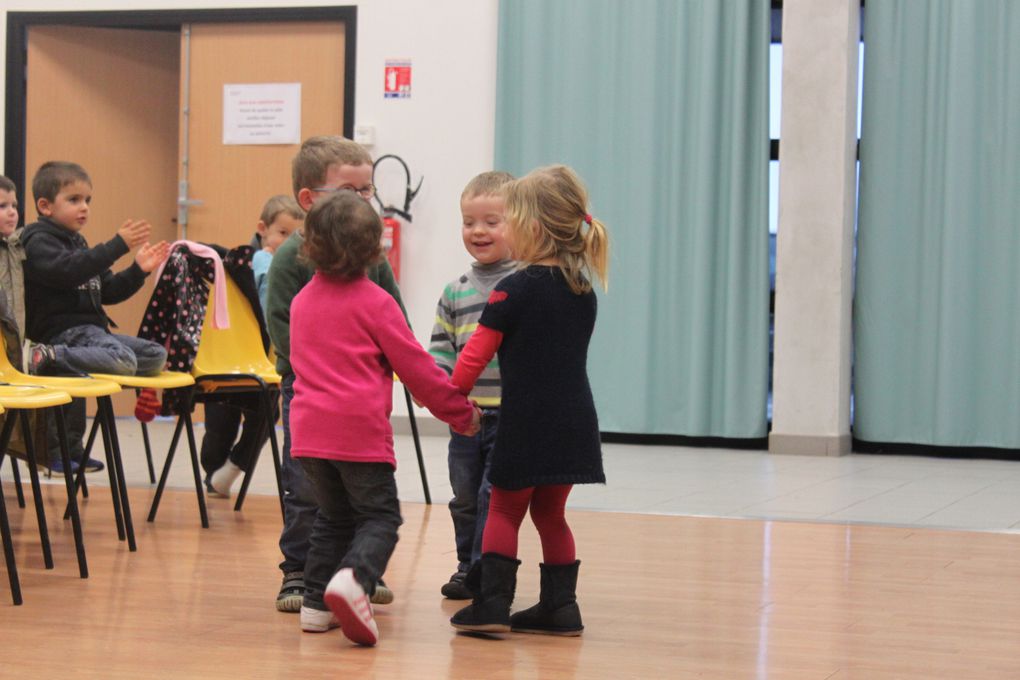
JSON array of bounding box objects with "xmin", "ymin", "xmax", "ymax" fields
[
  {"xmin": 300, "ymin": 457, "xmax": 403, "ymax": 611},
  {"xmin": 49, "ymin": 324, "xmax": 167, "ymax": 376},
  {"xmin": 46, "ymin": 325, "xmax": 168, "ymax": 464},
  {"xmin": 200, "ymin": 395, "xmax": 274, "ymax": 475},
  {"xmin": 277, "ymin": 373, "xmax": 316, "ymax": 574},
  {"xmin": 448, "ymin": 410, "xmax": 498, "ymax": 573}
]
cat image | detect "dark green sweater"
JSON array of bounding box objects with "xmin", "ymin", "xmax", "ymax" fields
[{"xmin": 265, "ymin": 230, "xmax": 407, "ymax": 377}]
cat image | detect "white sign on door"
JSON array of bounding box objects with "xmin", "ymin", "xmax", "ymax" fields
[{"xmin": 223, "ymin": 83, "xmax": 301, "ymax": 145}]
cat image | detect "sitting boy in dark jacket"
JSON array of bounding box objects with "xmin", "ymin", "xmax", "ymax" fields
[{"xmin": 21, "ymin": 161, "xmax": 171, "ymax": 472}]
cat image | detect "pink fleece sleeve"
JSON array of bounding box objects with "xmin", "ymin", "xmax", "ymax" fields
[{"xmin": 372, "ymin": 300, "xmax": 476, "ymax": 432}]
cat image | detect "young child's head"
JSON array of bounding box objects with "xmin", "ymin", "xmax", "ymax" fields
[
  {"xmin": 291, "ymin": 136, "xmax": 373, "ymax": 212},
  {"xmin": 31, "ymin": 161, "xmax": 93, "ymax": 232},
  {"xmin": 504, "ymin": 164, "xmax": 609, "ymax": 294},
  {"xmin": 460, "ymin": 171, "xmax": 514, "ymax": 265},
  {"xmin": 257, "ymin": 195, "xmax": 304, "ymax": 254},
  {"xmin": 0, "ymin": 176, "xmax": 19, "ymax": 237},
  {"xmin": 301, "ymin": 190, "xmax": 382, "ymax": 280}
]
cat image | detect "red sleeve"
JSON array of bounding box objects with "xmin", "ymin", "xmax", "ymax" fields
[{"xmin": 452, "ymin": 323, "xmax": 503, "ymax": 395}]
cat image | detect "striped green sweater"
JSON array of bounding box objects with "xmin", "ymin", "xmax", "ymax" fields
[{"xmin": 429, "ymin": 259, "xmax": 516, "ymax": 408}]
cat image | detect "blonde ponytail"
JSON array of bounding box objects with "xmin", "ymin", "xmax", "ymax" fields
[
  {"xmin": 583, "ymin": 217, "xmax": 609, "ymax": 292},
  {"xmin": 505, "ymin": 165, "xmax": 610, "ymax": 295}
]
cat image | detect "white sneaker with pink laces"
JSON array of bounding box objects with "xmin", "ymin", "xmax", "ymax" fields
[{"xmin": 324, "ymin": 568, "xmax": 378, "ymax": 646}]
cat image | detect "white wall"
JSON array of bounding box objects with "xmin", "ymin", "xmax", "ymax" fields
[{"xmin": 0, "ymin": 0, "xmax": 499, "ymax": 422}]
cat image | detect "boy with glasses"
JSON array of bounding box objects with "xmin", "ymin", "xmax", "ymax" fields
[{"xmin": 266, "ymin": 136, "xmax": 405, "ymax": 629}]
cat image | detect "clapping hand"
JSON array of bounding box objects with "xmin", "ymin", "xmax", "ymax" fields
[
  {"xmin": 118, "ymin": 219, "xmax": 152, "ymax": 249},
  {"xmin": 136, "ymin": 240, "xmax": 171, "ymax": 273}
]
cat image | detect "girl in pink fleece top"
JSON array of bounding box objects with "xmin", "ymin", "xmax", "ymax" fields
[{"xmin": 289, "ymin": 191, "xmax": 479, "ymax": 647}]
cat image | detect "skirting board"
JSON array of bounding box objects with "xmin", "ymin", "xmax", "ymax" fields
[{"xmin": 768, "ymin": 432, "xmax": 851, "ymax": 457}]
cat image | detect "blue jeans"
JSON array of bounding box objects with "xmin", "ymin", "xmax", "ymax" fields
[
  {"xmin": 448, "ymin": 409, "xmax": 498, "ymax": 573},
  {"xmin": 49, "ymin": 324, "xmax": 168, "ymax": 376},
  {"xmin": 277, "ymin": 373, "xmax": 317, "ymax": 574},
  {"xmin": 299, "ymin": 457, "xmax": 403, "ymax": 610}
]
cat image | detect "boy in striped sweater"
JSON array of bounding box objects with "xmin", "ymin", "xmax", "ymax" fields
[{"xmin": 429, "ymin": 171, "xmax": 516, "ymax": 599}]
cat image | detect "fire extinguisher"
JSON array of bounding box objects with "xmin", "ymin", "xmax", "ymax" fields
[{"xmin": 373, "ymin": 154, "xmax": 422, "ymax": 282}]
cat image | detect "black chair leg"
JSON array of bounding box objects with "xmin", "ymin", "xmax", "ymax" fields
[
  {"xmin": 82, "ymin": 415, "xmax": 100, "ymax": 464},
  {"xmin": 0, "ymin": 479, "xmax": 22, "ymax": 605},
  {"xmin": 404, "ymin": 387, "xmax": 431, "ymax": 505},
  {"xmin": 140, "ymin": 420, "xmax": 156, "ymax": 484},
  {"xmin": 147, "ymin": 415, "xmax": 185, "ymax": 523},
  {"xmin": 182, "ymin": 409, "xmax": 209, "ymax": 528},
  {"xmin": 99, "ymin": 397, "xmax": 135, "ymax": 551},
  {"xmin": 16, "ymin": 412, "xmax": 53, "ymax": 570},
  {"xmin": 0, "ymin": 415, "xmax": 28, "ymax": 601},
  {"xmin": 9, "ymin": 454, "xmax": 24, "ymax": 509},
  {"xmin": 54, "ymin": 408, "xmax": 87, "ymax": 579},
  {"xmin": 95, "ymin": 399, "xmax": 127, "ymax": 545}
]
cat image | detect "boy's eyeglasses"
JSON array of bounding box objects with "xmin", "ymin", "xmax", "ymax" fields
[{"xmin": 312, "ymin": 184, "xmax": 376, "ymax": 199}]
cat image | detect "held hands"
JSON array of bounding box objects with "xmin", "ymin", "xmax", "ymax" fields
[
  {"xmin": 118, "ymin": 219, "xmax": 152, "ymax": 249},
  {"xmin": 454, "ymin": 405, "xmax": 482, "ymax": 437},
  {"xmin": 136, "ymin": 240, "xmax": 171, "ymax": 273}
]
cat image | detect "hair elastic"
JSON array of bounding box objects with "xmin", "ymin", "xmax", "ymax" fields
[{"xmin": 583, "ymin": 214, "xmax": 593, "ymax": 225}]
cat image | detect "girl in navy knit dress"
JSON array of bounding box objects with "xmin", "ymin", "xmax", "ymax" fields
[{"xmin": 449, "ymin": 164, "xmax": 609, "ymax": 636}]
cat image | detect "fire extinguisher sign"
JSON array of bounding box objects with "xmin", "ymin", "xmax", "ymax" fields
[{"xmin": 384, "ymin": 60, "xmax": 412, "ymax": 99}]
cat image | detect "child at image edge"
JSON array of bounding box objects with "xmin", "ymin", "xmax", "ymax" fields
[
  {"xmin": 0, "ymin": 176, "xmax": 26, "ymax": 344},
  {"xmin": 289, "ymin": 190, "xmax": 480, "ymax": 647},
  {"xmin": 450, "ymin": 164, "xmax": 609, "ymax": 637},
  {"xmin": 429, "ymin": 171, "xmax": 516, "ymax": 599}
]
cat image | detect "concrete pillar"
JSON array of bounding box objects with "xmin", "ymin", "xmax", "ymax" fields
[{"xmin": 769, "ymin": 0, "xmax": 859, "ymax": 456}]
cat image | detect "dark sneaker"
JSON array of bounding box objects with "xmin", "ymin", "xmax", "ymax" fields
[
  {"xmin": 47, "ymin": 457, "xmax": 104, "ymax": 475},
  {"xmin": 370, "ymin": 579, "xmax": 394, "ymax": 605},
  {"xmin": 24, "ymin": 342, "xmax": 56, "ymax": 375},
  {"xmin": 82, "ymin": 458, "xmax": 105, "ymax": 473},
  {"xmin": 441, "ymin": 570, "xmax": 472, "ymax": 600},
  {"xmin": 47, "ymin": 458, "xmax": 79, "ymax": 475},
  {"xmin": 276, "ymin": 571, "xmax": 305, "ymax": 612}
]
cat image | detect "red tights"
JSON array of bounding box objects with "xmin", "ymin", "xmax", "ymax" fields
[{"xmin": 481, "ymin": 484, "xmax": 575, "ymax": 565}]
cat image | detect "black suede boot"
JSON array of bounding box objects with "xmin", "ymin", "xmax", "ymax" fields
[
  {"xmin": 509, "ymin": 560, "xmax": 584, "ymax": 636},
  {"xmin": 450, "ymin": 553, "xmax": 520, "ymax": 633}
]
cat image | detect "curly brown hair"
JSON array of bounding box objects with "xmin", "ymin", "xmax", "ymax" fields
[{"xmin": 301, "ymin": 191, "xmax": 382, "ymax": 279}]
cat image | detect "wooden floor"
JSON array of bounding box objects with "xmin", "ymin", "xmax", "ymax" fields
[{"xmin": 2, "ymin": 481, "xmax": 1020, "ymax": 679}]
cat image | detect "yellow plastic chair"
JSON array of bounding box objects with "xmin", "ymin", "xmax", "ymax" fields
[
  {"xmin": 0, "ymin": 339, "xmax": 144, "ymax": 552},
  {"xmin": 147, "ymin": 276, "xmax": 283, "ymax": 527},
  {"xmin": 88, "ymin": 371, "xmax": 195, "ymax": 485},
  {"xmin": 0, "ymin": 384, "xmax": 86, "ymax": 604}
]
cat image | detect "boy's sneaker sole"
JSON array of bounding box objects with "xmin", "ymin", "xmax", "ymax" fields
[{"xmin": 324, "ymin": 568, "xmax": 379, "ymax": 646}]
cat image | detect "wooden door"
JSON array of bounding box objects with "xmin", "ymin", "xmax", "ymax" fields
[
  {"xmin": 181, "ymin": 22, "xmax": 347, "ymax": 247},
  {"xmin": 26, "ymin": 26, "xmax": 180, "ymax": 413}
]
